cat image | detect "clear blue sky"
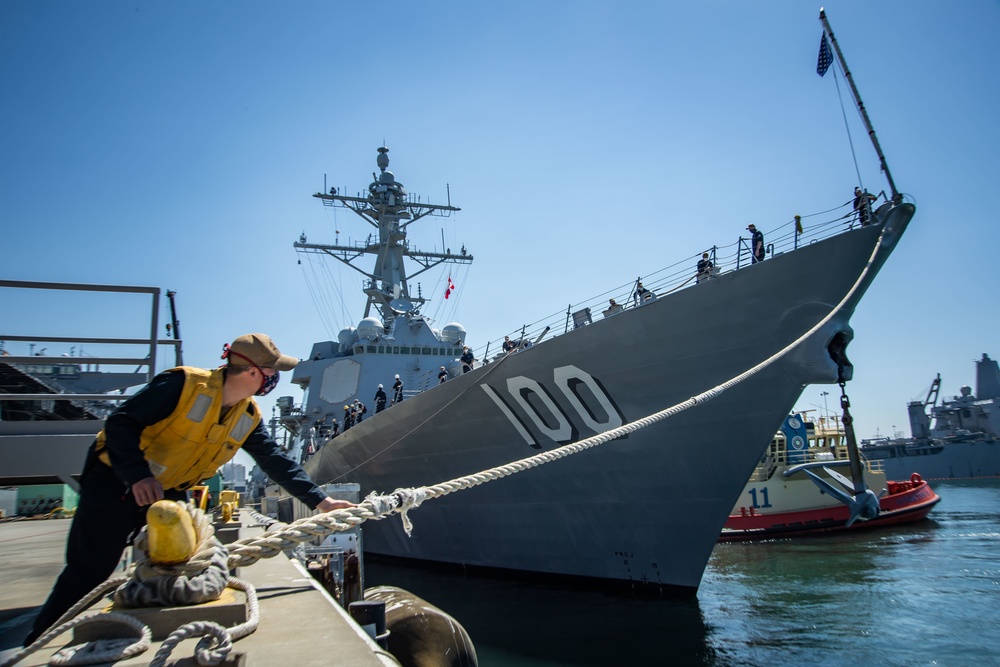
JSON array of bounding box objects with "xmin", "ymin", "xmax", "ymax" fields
[{"xmin": 3, "ymin": 1, "xmax": 998, "ymax": 466}]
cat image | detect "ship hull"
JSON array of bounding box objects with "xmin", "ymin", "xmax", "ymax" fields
[
  {"xmin": 304, "ymin": 205, "xmax": 914, "ymax": 592},
  {"xmin": 862, "ymin": 439, "xmax": 1000, "ymax": 480}
]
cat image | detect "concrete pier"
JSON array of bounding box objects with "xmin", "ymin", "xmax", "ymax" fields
[{"xmin": 0, "ymin": 516, "xmax": 399, "ymax": 666}]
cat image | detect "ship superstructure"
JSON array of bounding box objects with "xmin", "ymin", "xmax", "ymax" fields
[
  {"xmin": 278, "ymin": 147, "xmax": 474, "ymax": 452},
  {"xmin": 861, "ymin": 354, "xmax": 1000, "ymax": 479}
]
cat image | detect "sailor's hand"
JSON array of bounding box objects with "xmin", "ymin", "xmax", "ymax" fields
[
  {"xmin": 316, "ymin": 497, "xmax": 356, "ymax": 512},
  {"xmin": 131, "ymin": 477, "xmax": 165, "ymax": 506}
]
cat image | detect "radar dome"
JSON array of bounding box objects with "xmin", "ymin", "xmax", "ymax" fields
[
  {"xmin": 441, "ymin": 322, "xmax": 467, "ymax": 345},
  {"xmin": 357, "ymin": 317, "xmax": 384, "ymax": 341},
  {"xmin": 337, "ymin": 327, "xmax": 357, "ymax": 348}
]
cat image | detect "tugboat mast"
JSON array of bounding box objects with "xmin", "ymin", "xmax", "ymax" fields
[{"xmin": 295, "ymin": 147, "xmax": 473, "ymax": 322}]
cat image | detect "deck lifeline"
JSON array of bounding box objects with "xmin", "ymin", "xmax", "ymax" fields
[{"xmin": 0, "ymin": 515, "xmax": 398, "ymax": 666}]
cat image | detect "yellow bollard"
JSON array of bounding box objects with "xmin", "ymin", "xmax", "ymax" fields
[
  {"xmin": 146, "ymin": 500, "xmax": 198, "ymax": 565},
  {"xmin": 218, "ymin": 490, "xmax": 240, "ymax": 524}
]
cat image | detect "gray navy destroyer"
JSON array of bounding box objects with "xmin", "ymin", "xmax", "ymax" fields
[
  {"xmin": 861, "ymin": 354, "xmax": 1000, "ymax": 480},
  {"xmin": 267, "ymin": 12, "xmax": 917, "ymax": 593}
]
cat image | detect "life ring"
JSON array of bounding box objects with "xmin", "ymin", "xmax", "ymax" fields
[{"xmin": 910, "ymin": 472, "xmax": 923, "ymax": 484}]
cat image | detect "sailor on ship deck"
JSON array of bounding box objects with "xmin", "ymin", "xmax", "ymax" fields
[
  {"xmin": 853, "ymin": 187, "xmax": 877, "ymax": 226},
  {"xmin": 392, "ymin": 374, "xmax": 404, "ymax": 404},
  {"xmin": 633, "ymin": 281, "xmax": 653, "ymax": 305},
  {"xmin": 460, "ymin": 346, "xmax": 475, "ymax": 373},
  {"xmin": 747, "ymin": 224, "xmax": 765, "ymax": 263},
  {"xmin": 696, "ymin": 253, "xmax": 714, "ymax": 283}
]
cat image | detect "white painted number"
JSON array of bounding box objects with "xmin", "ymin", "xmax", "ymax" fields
[{"xmin": 481, "ymin": 365, "xmax": 623, "ymax": 448}]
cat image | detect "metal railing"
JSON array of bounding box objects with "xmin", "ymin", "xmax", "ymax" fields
[
  {"xmin": 0, "ymin": 280, "xmax": 183, "ymax": 408},
  {"xmin": 477, "ymin": 193, "xmax": 904, "ymax": 362}
]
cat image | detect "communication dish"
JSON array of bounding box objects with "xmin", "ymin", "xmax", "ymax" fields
[{"xmin": 390, "ymin": 298, "xmax": 414, "ymax": 314}]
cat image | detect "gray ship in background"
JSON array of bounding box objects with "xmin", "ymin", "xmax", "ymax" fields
[
  {"xmin": 861, "ymin": 354, "xmax": 1000, "ymax": 480},
  {"xmin": 262, "ymin": 12, "xmax": 916, "ymax": 593}
]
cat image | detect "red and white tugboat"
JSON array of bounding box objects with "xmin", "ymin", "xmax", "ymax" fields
[{"xmin": 721, "ymin": 409, "xmax": 940, "ymax": 542}]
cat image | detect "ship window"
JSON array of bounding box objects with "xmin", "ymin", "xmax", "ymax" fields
[
  {"xmin": 367, "ymin": 346, "xmax": 376, "ymax": 354},
  {"xmin": 393, "ymin": 347, "xmax": 400, "ymax": 354},
  {"xmin": 354, "ymin": 346, "xmax": 363, "ymax": 354},
  {"xmin": 963, "ymin": 409, "xmax": 971, "ymax": 418},
  {"xmin": 378, "ymin": 346, "xmax": 386, "ymax": 354},
  {"xmin": 433, "ymin": 349, "xmax": 440, "ymax": 355},
  {"xmin": 422, "ymin": 347, "xmax": 432, "ymax": 355},
  {"xmin": 401, "ymin": 347, "xmax": 410, "ymax": 354}
]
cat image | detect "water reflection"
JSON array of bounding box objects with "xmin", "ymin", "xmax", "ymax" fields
[{"xmin": 365, "ymin": 560, "xmax": 724, "ymax": 666}]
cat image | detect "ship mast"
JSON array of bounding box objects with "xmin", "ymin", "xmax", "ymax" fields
[
  {"xmin": 819, "ymin": 8, "xmax": 900, "ymax": 203},
  {"xmin": 294, "ymin": 147, "xmax": 473, "ymax": 322}
]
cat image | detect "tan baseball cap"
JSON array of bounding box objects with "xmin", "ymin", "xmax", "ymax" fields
[{"xmin": 229, "ymin": 333, "xmax": 298, "ymax": 371}]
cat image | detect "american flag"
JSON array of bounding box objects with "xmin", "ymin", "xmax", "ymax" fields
[{"xmin": 817, "ymin": 34, "xmax": 833, "ymax": 77}]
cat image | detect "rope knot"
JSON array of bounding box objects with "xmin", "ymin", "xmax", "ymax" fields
[
  {"xmin": 373, "ymin": 488, "xmax": 428, "ymax": 535},
  {"xmin": 362, "ymin": 491, "xmax": 400, "ymax": 516}
]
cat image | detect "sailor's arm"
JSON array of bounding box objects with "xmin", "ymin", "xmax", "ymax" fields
[{"xmin": 242, "ymin": 421, "xmax": 356, "ymax": 510}]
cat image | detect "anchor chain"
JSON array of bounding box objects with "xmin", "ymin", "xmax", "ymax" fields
[{"xmin": 839, "ymin": 374, "xmax": 880, "ymax": 526}]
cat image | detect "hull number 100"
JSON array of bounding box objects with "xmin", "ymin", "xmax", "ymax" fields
[{"xmin": 480, "ymin": 365, "xmax": 625, "ymax": 449}]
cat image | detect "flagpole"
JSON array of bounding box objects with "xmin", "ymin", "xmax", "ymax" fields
[{"xmin": 819, "ymin": 8, "xmax": 900, "ymax": 202}]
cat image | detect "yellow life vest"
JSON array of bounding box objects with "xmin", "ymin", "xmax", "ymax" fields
[{"xmin": 96, "ymin": 367, "xmax": 260, "ymax": 490}]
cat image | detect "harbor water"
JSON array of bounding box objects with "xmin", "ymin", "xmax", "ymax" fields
[{"xmin": 366, "ymin": 479, "xmax": 1000, "ymax": 666}]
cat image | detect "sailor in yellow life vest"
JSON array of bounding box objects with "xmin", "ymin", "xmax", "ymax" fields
[{"xmin": 24, "ymin": 333, "xmax": 355, "ymax": 646}]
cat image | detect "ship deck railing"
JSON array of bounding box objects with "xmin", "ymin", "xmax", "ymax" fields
[
  {"xmin": 478, "ymin": 193, "xmax": 904, "ymax": 363},
  {"xmin": 748, "ymin": 438, "xmax": 882, "ymax": 482}
]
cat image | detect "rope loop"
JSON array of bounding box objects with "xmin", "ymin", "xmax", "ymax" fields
[
  {"xmin": 149, "ymin": 621, "xmax": 231, "ymax": 667},
  {"xmin": 43, "ymin": 612, "xmax": 151, "ymax": 667}
]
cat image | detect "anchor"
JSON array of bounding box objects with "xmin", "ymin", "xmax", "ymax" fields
[{"xmin": 783, "ymin": 361, "xmax": 880, "ymax": 526}]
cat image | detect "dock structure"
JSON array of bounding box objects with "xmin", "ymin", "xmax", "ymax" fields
[{"xmin": 0, "ymin": 515, "xmax": 398, "ymax": 666}]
